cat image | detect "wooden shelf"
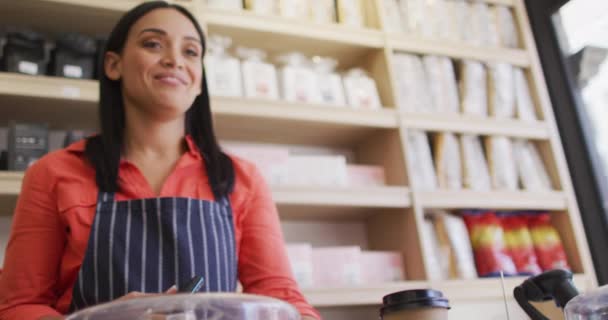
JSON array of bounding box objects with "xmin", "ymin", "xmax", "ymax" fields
[
  {"xmin": 274, "ymin": 186, "xmax": 410, "ymax": 220},
  {"xmin": 481, "ymin": 0, "xmax": 516, "ymax": 5},
  {"xmin": 388, "ymin": 35, "xmax": 530, "ymax": 67},
  {"xmin": 0, "ymin": 74, "xmax": 398, "ymax": 143},
  {"xmin": 202, "ymin": 8, "xmax": 384, "ymax": 67},
  {"xmin": 435, "ymin": 274, "xmax": 590, "ymax": 302},
  {"xmin": 0, "ymin": 0, "xmax": 131, "ymax": 36},
  {"xmin": 212, "ymin": 96, "xmax": 399, "ymax": 147},
  {"xmin": 302, "ymin": 274, "xmax": 589, "ymax": 307},
  {"xmin": 0, "ymin": 73, "xmax": 98, "ymax": 129},
  {"xmin": 415, "ymin": 190, "xmax": 568, "ymax": 210},
  {"xmin": 303, "ymin": 281, "xmax": 426, "ymax": 307},
  {"xmin": 401, "ymin": 112, "xmax": 550, "ymax": 140},
  {"xmin": 0, "ymin": 73, "xmax": 98, "ymax": 102},
  {"xmin": 0, "ymin": 1, "xmax": 198, "ymax": 38},
  {"xmin": 0, "ymin": 173, "xmax": 22, "ymax": 216},
  {"xmin": 0, "ymin": 172, "xmax": 22, "ymax": 196},
  {"xmin": 34, "ymin": 0, "xmax": 138, "ymax": 11},
  {"xmin": 0, "ymin": 173, "xmax": 409, "ymax": 219}
]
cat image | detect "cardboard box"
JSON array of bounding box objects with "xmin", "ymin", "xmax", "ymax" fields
[
  {"xmin": 360, "ymin": 251, "xmax": 405, "ymax": 284},
  {"xmin": 346, "ymin": 164, "xmax": 386, "ymax": 187},
  {"xmin": 312, "ymin": 246, "xmax": 361, "ymax": 287},
  {"xmin": 287, "ymin": 155, "xmax": 347, "ymax": 187},
  {"xmin": 223, "ymin": 143, "xmax": 289, "ymax": 186},
  {"xmin": 286, "ymin": 243, "xmax": 313, "ymax": 288}
]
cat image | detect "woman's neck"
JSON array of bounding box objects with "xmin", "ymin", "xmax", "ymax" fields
[{"xmin": 122, "ymin": 107, "xmax": 186, "ymax": 164}]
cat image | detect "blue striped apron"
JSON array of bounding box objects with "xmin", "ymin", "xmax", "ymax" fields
[{"xmin": 69, "ymin": 192, "xmax": 238, "ymax": 311}]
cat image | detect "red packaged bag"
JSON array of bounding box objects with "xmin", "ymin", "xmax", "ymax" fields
[
  {"xmin": 528, "ymin": 213, "xmax": 570, "ymax": 271},
  {"xmin": 463, "ymin": 211, "xmax": 516, "ymax": 277},
  {"xmin": 501, "ymin": 213, "xmax": 542, "ymax": 275}
]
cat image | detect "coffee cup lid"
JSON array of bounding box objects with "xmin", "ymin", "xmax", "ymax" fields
[{"xmin": 381, "ymin": 289, "xmax": 450, "ymax": 316}]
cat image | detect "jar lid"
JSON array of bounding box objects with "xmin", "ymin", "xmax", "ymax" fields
[{"xmin": 381, "ymin": 289, "xmax": 450, "ymax": 316}]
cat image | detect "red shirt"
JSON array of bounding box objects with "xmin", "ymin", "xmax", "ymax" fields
[{"xmin": 0, "ymin": 136, "xmax": 319, "ymax": 320}]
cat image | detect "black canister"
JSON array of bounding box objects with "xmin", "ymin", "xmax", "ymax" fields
[
  {"xmin": 49, "ymin": 33, "xmax": 97, "ymax": 79},
  {"xmin": 0, "ymin": 28, "xmax": 49, "ymax": 75},
  {"xmin": 381, "ymin": 289, "xmax": 450, "ymax": 320}
]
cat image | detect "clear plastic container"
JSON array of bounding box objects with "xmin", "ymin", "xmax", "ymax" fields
[
  {"xmin": 564, "ymin": 285, "xmax": 608, "ymax": 320},
  {"xmin": 66, "ymin": 293, "xmax": 301, "ymax": 320}
]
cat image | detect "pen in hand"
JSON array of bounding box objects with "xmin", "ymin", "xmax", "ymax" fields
[{"xmin": 179, "ymin": 276, "xmax": 205, "ymax": 294}]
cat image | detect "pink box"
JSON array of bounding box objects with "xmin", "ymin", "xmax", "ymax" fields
[
  {"xmin": 312, "ymin": 246, "xmax": 361, "ymax": 288},
  {"xmin": 287, "ymin": 155, "xmax": 348, "ymax": 187},
  {"xmin": 285, "ymin": 243, "xmax": 313, "ymax": 288},
  {"xmin": 361, "ymin": 251, "xmax": 405, "ymax": 285},
  {"xmin": 222, "ymin": 142, "xmax": 289, "ymax": 186},
  {"xmin": 347, "ymin": 165, "xmax": 386, "ymax": 187}
]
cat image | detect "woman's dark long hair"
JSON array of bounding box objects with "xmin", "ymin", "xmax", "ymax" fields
[{"xmin": 86, "ymin": 1, "xmax": 234, "ymax": 199}]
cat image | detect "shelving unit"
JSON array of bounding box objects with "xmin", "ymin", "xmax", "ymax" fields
[
  {"xmin": 400, "ymin": 112, "xmax": 550, "ymax": 139},
  {"xmin": 273, "ymin": 186, "xmax": 409, "ymax": 209},
  {"xmin": 202, "ymin": 8, "xmax": 385, "ymax": 58},
  {"xmin": 0, "ymin": 73, "xmax": 98, "ymax": 102},
  {"xmin": 0, "ymin": 172, "xmax": 21, "ymax": 196},
  {"xmin": 388, "ymin": 35, "xmax": 531, "ymax": 67},
  {"xmin": 212, "ymin": 97, "xmax": 398, "ymax": 147},
  {"xmin": 0, "ymin": 0, "xmax": 597, "ymax": 319},
  {"xmin": 303, "ymin": 273, "xmax": 588, "ymax": 306},
  {"xmin": 415, "ymin": 190, "xmax": 568, "ymax": 210}
]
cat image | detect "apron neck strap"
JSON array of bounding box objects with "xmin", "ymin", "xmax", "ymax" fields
[{"xmin": 98, "ymin": 191, "xmax": 115, "ymax": 203}]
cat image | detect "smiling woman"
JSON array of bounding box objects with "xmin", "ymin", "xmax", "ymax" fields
[{"xmin": 0, "ymin": 2, "xmax": 320, "ymax": 320}]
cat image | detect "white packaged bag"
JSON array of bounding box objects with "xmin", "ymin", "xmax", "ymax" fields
[
  {"xmin": 392, "ymin": 53, "xmax": 434, "ymax": 112},
  {"xmin": 488, "ymin": 62, "xmax": 516, "ymax": 119},
  {"xmin": 514, "ymin": 68, "xmax": 538, "ymax": 121},
  {"xmin": 407, "ymin": 130, "xmax": 438, "ymax": 190},
  {"xmin": 513, "ymin": 140, "xmax": 553, "ymax": 190},
  {"xmin": 343, "ymin": 68, "xmax": 382, "ymax": 110},
  {"xmin": 204, "ymin": 35, "xmax": 242, "ymax": 97},
  {"xmin": 495, "ymin": 5, "xmax": 520, "ymax": 48},
  {"xmin": 485, "ymin": 136, "xmax": 519, "ymax": 190},
  {"xmin": 423, "ymin": 56, "xmax": 460, "ymax": 114},
  {"xmin": 277, "ymin": 52, "xmax": 320, "ymax": 104},
  {"xmin": 459, "ymin": 60, "xmax": 488, "ymax": 116},
  {"xmin": 237, "ymin": 47, "xmax": 280, "ymax": 100},
  {"xmin": 460, "ymin": 134, "xmax": 492, "ymax": 190},
  {"xmin": 434, "ymin": 133, "xmax": 462, "ymax": 190},
  {"xmin": 312, "ymin": 56, "xmax": 346, "ymax": 106},
  {"xmin": 245, "ymin": 0, "xmax": 278, "ymax": 15}
]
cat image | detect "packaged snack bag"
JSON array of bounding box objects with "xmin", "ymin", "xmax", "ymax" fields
[
  {"xmin": 432, "ymin": 211, "xmax": 477, "ymax": 279},
  {"xmin": 463, "ymin": 211, "xmax": 517, "ymax": 277},
  {"xmin": 500, "ymin": 213, "xmax": 542, "ymax": 275},
  {"xmin": 528, "ymin": 212, "xmax": 570, "ymax": 271}
]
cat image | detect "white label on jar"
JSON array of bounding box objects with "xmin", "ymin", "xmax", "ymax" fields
[
  {"xmin": 18, "ymin": 61, "xmax": 39, "ymax": 75},
  {"xmin": 63, "ymin": 65, "xmax": 83, "ymax": 78},
  {"xmin": 61, "ymin": 86, "xmax": 81, "ymax": 99}
]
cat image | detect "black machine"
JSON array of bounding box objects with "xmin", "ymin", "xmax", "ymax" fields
[
  {"xmin": 49, "ymin": 33, "xmax": 97, "ymax": 79},
  {"xmin": 0, "ymin": 28, "xmax": 50, "ymax": 75},
  {"xmin": 7, "ymin": 122, "xmax": 49, "ymax": 171}
]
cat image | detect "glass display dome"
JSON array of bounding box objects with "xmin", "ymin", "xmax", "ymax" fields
[{"xmin": 66, "ymin": 293, "xmax": 301, "ymax": 320}]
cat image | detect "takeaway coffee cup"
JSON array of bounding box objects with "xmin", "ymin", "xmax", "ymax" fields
[{"xmin": 380, "ymin": 289, "xmax": 450, "ymax": 320}]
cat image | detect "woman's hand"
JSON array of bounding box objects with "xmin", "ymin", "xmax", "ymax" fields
[{"xmin": 118, "ymin": 285, "xmax": 178, "ymax": 301}]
